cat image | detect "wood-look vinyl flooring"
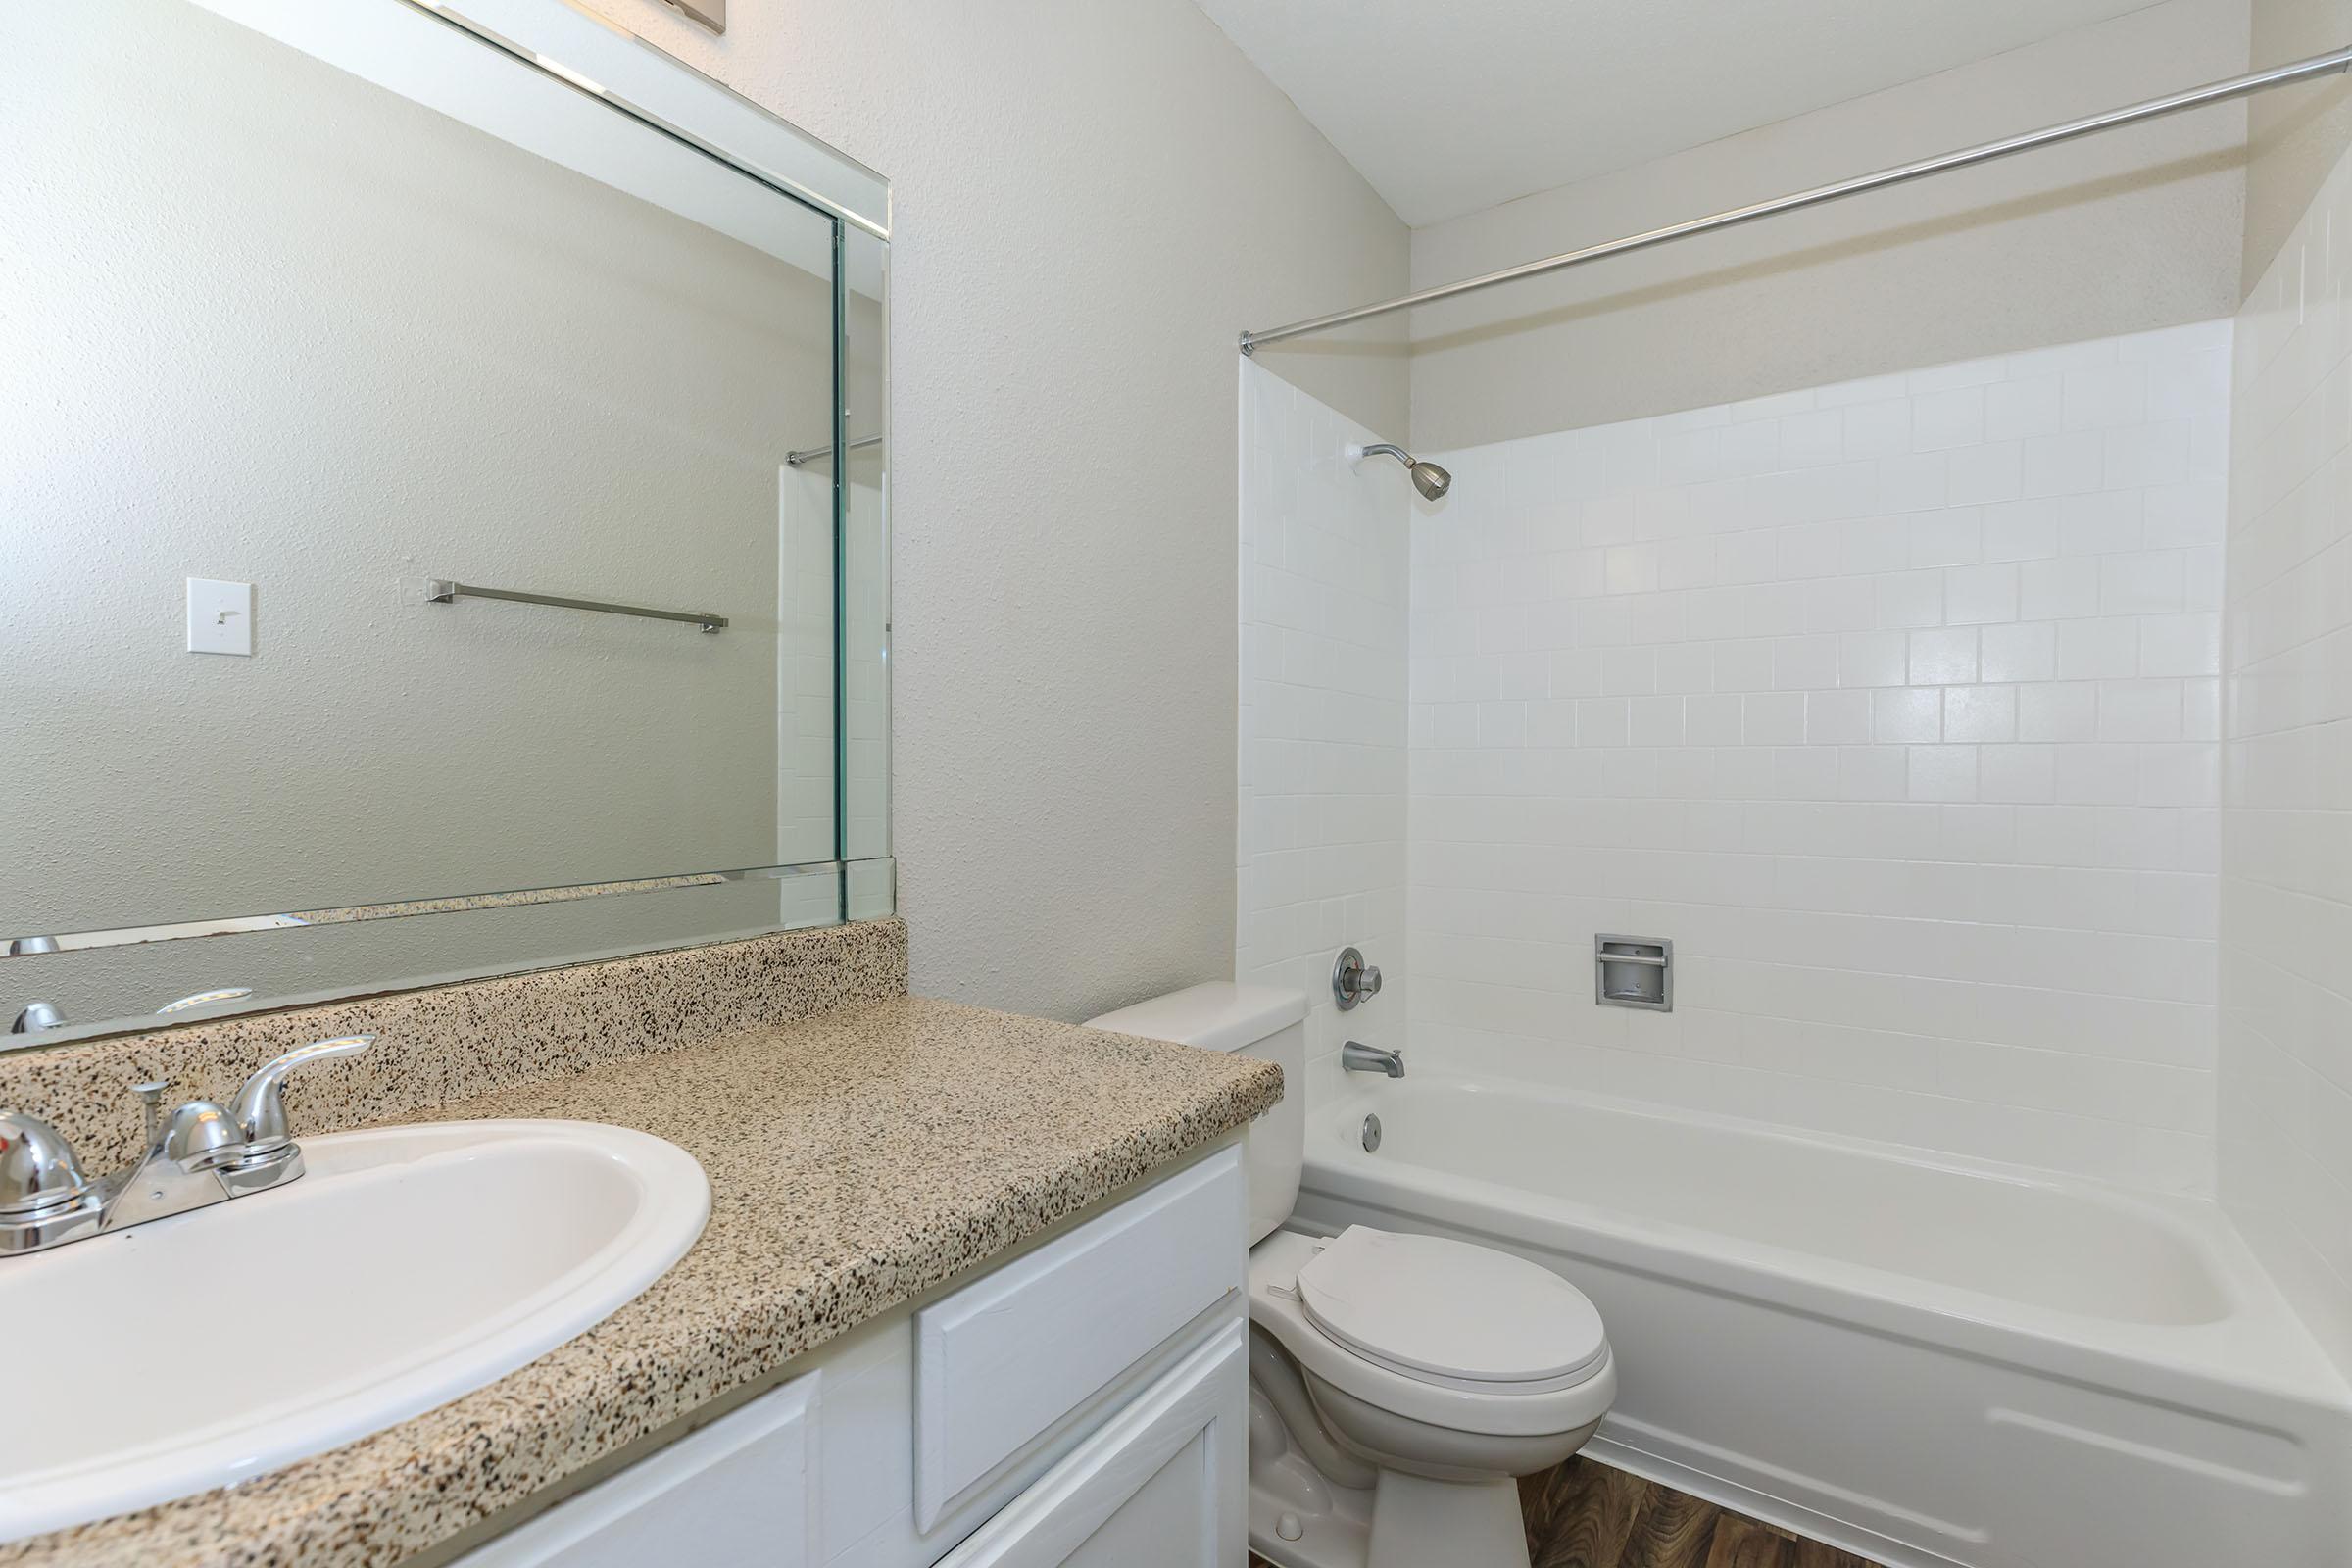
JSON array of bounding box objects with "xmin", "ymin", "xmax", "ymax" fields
[{"xmin": 1250, "ymin": 1454, "xmax": 1886, "ymax": 1568}]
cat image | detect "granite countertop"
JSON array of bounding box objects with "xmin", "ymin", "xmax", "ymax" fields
[{"xmin": 4, "ymin": 996, "xmax": 1282, "ymax": 1568}]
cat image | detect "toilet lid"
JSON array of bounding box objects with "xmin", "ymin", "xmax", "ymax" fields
[{"xmin": 1294, "ymin": 1227, "xmax": 1608, "ymax": 1390}]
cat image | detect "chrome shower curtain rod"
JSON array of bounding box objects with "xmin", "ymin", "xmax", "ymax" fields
[{"xmin": 1239, "ymin": 45, "xmax": 2352, "ymax": 355}]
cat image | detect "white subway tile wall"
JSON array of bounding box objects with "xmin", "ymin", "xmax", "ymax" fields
[
  {"xmin": 1238, "ymin": 361, "xmax": 1409, "ymax": 1079},
  {"xmin": 1408, "ymin": 323, "xmax": 2231, "ymax": 1192},
  {"xmin": 2221, "ymin": 143, "xmax": 2352, "ymax": 1372}
]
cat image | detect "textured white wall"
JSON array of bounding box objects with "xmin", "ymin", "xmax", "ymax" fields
[
  {"xmin": 2220, "ymin": 140, "xmax": 2352, "ymax": 1371},
  {"xmin": 1408, "ymin": 322, "xmax": 2231, "ymax": 1192},
  {"xmin": 1406, "ymin": 0, "xmax": 2251, "ymax": 451},
  {"xmin": 1237, "ymin": 361, "xmax": 1410, "ymax": 1096},
  {"xmin": 2245, "ymin": 0, "xmax": 2352, "ymax": 289},
  {"xmin": 569, "ymin": 0, "xmax": 1412, "ymax": 1020}
]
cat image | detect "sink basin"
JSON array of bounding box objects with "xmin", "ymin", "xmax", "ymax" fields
[{"xmin": 0, "ymin": 1118, "xmax": 709, "ymax": 1542}]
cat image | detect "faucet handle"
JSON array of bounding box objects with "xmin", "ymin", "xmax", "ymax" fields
[
  {"xmin": 0, "ymin": 1111, "xmax": 91, "ymax": 1217},
  {"xmin": 1332, "ymin": 947, "xmax": 1384, "ymax": 1009},
  {"xmin": 229, "ymin": 1034, "xmax": 373, "ymax": 1154}
]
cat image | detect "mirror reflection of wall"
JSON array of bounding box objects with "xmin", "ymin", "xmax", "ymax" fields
[{"xmin": 0, "ymin": 0, "xmax": 890, "ymax": 1040}]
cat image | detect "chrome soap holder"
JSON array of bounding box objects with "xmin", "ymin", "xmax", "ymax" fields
[{"xmin": 1595, "ymin": 936, "xmax": 1672, "ymax": 1011}]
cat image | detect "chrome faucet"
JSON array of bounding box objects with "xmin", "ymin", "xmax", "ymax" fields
[
  {"xmin": 0, "ymin": 1033, "xmax": 372, "ymax": 1256},
  {"xmin": 10, "ymin": 986, "xmax": 256, "ymax": 1036},
  {"xmin": 1341, "ymin": 1040, "xmax": 1405, "ymax": 1078}
]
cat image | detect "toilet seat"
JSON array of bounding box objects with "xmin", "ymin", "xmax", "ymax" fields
[
  {"xmin": 1249, "ymin": 1230, "xmax": 1616, "ymax": 1441},
  {"xmin": 1295, "ymin": 1227, "xmax": 1610, "ymax": 1396}
]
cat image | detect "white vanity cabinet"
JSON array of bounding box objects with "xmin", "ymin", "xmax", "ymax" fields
[{"xmin": 456, "ymin": 1147, "xmax": 1248, "ymax": 1568}]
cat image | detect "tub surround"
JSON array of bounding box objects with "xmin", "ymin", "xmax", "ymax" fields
[
  {"xmin": 2221, "ymin": 130, "xmax": 2352, "ymax": 1381},
  {"xmin": 1237, "ymin": 360, "xmax": 1412, "ymax": 1086},
  {"xmin": 1408, "ymin": 320, "xmax": 2231, "ymax": 1195},
  {"xmin": 0, "ymin": 923, "xmax": 1281, "ymax": 1568}
]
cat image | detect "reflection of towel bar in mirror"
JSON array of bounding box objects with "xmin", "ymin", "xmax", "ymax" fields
[
  {"xmin": 784, "ymin": 434, "xmax": 883, "ymax": 467},
  {"xmin": 424, "ymin": 579, "xmax": 727, "ymax": 633}
]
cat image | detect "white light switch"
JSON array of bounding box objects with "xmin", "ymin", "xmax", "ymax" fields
[{"xmin": 186, "ymin": 578, "xmax": 254, "ymax": 657}]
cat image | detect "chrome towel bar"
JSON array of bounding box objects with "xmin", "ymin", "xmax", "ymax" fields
[
  {"xmin": 425, "ymin": 579, "xmax": 726, "ymax": 633},
  {"xmin": 785, "ymin": 433, "xmax": 883, "ymax": 467}
]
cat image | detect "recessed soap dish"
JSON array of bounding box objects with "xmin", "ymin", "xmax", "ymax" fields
[{"xmin": 1595, "ymin": 935, "xmax": 1672, "ymax": 1011}]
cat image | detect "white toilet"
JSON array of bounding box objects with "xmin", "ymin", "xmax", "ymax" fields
[{"xmin": 1087, "ymin": 983, "xmax": 1615, "ymax": 1568}]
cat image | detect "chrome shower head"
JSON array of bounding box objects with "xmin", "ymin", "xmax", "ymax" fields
[{"xmin": 1350, "ymin": 443, "xmax": 1452, "ymax": 502}]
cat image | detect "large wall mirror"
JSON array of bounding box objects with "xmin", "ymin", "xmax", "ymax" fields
[{"xmin": 1, "ymin": 0, "xmax": 892, "ymax": 1046}]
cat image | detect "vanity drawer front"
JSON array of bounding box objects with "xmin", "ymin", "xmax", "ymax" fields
[
  {"xmin": 456, "ymin": 1373, "xmax": 818, "ymax": 1568},
  {"xmin": 913, "ymin": 1147, "xmax": 1244, "ymax": 1529}
]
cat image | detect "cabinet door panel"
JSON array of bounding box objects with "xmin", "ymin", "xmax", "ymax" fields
[
  {"xmin": 932, "ymin": 1322, "xmax": 1246, "ymax": 1568},
  {"xmin": 915, "ymin": 1148, "xmax": 1244, "ymax": 1528},
  {"xmin": 456, "ymin": 1374, "xmax": 819, "ymax": 1568},
  {"xmin": 1052, "ymin": 1428, "xmax": 1218, "ymax": 1568}
]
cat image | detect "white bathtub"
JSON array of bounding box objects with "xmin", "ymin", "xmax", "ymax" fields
[{"xmin": 1290, "ymin": 1073, "xmax": 2352, "ymax": 1568}]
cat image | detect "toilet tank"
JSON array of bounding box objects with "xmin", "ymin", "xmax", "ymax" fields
[{"xmin": 1084, "ymin": 982, "xmax": 1305, "ymax": 1246}]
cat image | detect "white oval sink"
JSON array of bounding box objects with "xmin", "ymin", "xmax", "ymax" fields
[{"xmin": 0, "ymin": 1118, "xmax": 709, "ymax": 1542}]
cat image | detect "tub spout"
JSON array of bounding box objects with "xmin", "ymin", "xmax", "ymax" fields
[{"xmin": 1342, "ymin": 1041, "xmax": 1404, "ymax": 1078}]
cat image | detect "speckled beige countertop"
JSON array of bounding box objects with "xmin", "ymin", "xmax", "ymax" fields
[{"xmin": 2, "ymin": 995, "xmax": 1281, "ymax": 1568}]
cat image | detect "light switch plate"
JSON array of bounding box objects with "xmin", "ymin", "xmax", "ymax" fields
[{"xmin": 186, "ymin": 578, "xmax": 254, "ymax": 657}]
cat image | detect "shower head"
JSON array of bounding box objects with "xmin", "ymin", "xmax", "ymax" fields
[{"xmin": 1349, "ymin": 442, "xmax": 1452, "ymax": 502}]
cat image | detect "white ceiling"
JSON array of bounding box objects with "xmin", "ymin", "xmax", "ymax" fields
[{"xmin": 1195, "ymin": 0, "xmax": 2167, "ymax": 226}]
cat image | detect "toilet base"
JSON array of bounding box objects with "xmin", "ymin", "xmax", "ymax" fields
[
  {"xmin": 1367, "ymin": 1471, "xmax": 1528, "ymax": 1568},
  {"xmin": 1247, "ymin": 1376, "xmax": 1374, "ymax": 1568},
  {"xmin": 1247, "ymin": 1459, "xmax": 1371, "ymax": 1568},
  {"xmin": 1249, "ymin": 1464, "xmax": 1531, "ymax": 1568},
  {"xmin": 1249, "ymin": 1367, "xmax": 1543, "ymax": 1568}
]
